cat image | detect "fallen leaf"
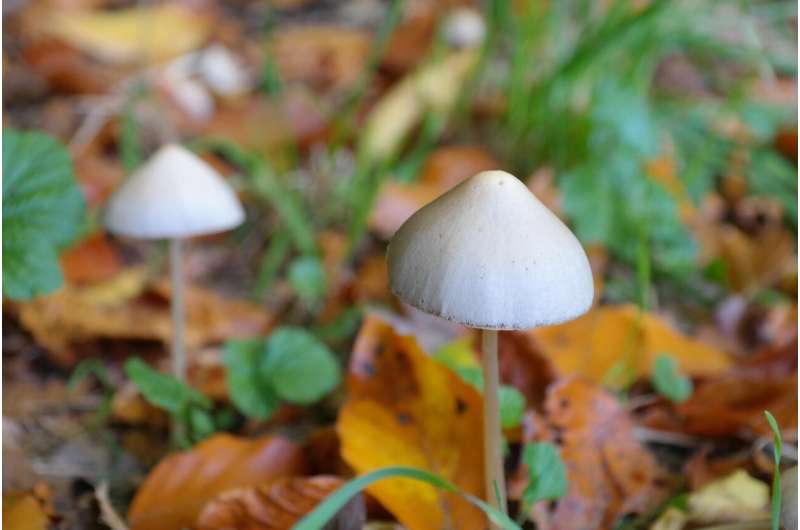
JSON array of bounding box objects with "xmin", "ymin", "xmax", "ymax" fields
[
  {"xmin": 382, "ymin": 4, "xmax": 439, "ymax": 74},
  {"xmin": 518, "ymin": 378, "xmax": 671, "ymax": 530},
  {"xmin": 2, "ymin": 492, "xmax": 50, "ymax": 530},
  {"xmin": 531, "ymin": 304, "xmax": 732, "ymax": 388},
  {"xmin": 128, "ymin": 434, "xmax": 306, "ymax": 530},
  {"xmin": 362, "ymin": 50, "xmax": 478, "ymax": 162},
  {"xmin": 22, "ymin": 40, "xmax": 119, "ymax": 94},
  {"xmin": 201, "ymin": 91, "xmax": 327, "ymax": 157},
  {"xmin": 196, "ymin": 476, "xmax": 359, "ymax": 530},
  {"xmin": 370, "ymin": 145, "xmax": 500, "ymax": 238},
  {"xmin": 649, "ymin": 470, "xmax": 769, "ymax": 530},
  {"xmin": 689, "ymin": 469, "xmax": 768, "ymax": 522},
  {"xmin": 13, "ymin": 271, "xmax": 272, "ymax": 365},
  {"xmin": 497, "ymin": 331, "xmax": 557, "ymax": 409},
  {"xmin": 641, "ymin": 338, "xmax": 797, "ymax": 438},
  {"xmin": 2, "ymin": 483, "xmax": 54, "ymax": 530},
  {"xmin": 337, "ymin": 314, "xmax": 485, "ymax": 530},
  {"xmin": 271, "ymin": 26, "xmax": 371, "ymax": 91},
  {"xmin": 44, "ymin": 4, "xmax": 211, "ymax": 64},
  {"xmin": 60, "ymin": 233, "xmax": 124, "ymax": 284}
]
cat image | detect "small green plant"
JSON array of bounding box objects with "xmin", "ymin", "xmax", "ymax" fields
[
  {"xmin": 125, "ymin": 357, "xmax": 216, "ymax": 447},
  {"xmin": 3, "ymin": 128, "xmax": 86, "ymax": 299},
  {"xmin": 521, "ymin": 442, "xmax": 568, "ymax": 511},
  {"xmin": 68, "ymin": 359, "xmax": 115, "ymax": 425},
  {"xmin": 288, "ymin": 256, "xmax": 327, "ymax": 306},
  {"xmin": 652, "ymin": 354, "xmax": 693, "ymax": 403},
  {"xmin": 294, "ymin": 466, "xmax": 521, "ymax": 530},
  {"xmin": 223, "ymin": 327, "xmax": 341, "ymax": 420},
  {"xmin": 765, "ymin": 410, "xmax": 783, "ymax": 530}
]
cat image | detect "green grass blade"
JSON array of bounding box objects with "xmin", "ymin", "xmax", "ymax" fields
[
  {"xmin": 292, "ymin": 466, "xmax": 520, "ymax": 530},
  {"xmin": 764, "ymin": 410, "xmax": 782, "ymax": 530}
]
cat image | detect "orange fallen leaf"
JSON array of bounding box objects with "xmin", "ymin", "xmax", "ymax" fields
[
  {"xmin": 60, "ymin": 233, "xmax": 124, "ymax": 284},
  {"xmin": 129, "ymin": 434, "xmax": 306, "ymax": 530},
  {"xmin": 2, "ymin": 494, "xmax": 50, "ymax": 530},
  {"xmin": 196, "ymin": 476, "xmax": 352, "ymax": 530},
  {"xmin": 532, "ymin": 304, "xmax": 732, "ymax": 388},
  {"xmin": 2, "ymin": 483, "xmax": 54, "ymax": 530},
  {"xmin": 518, "ymin": 378, "xmax": 670, "ymax": 530},
  {"xmin": 337, "ymin": 314, "xmax": 485, "ymax": 530}
]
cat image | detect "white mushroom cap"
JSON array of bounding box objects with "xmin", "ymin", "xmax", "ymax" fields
[
  {"xmin": 387, "ymin": 170, "xmax": 593, "ymax": 330},
  {"xmin": 442, "ymin": 7, "xmax": 486, "ymax": 49},
  {"xmin": 105, "ymin": 144, "xmax": 244, "ymax": 239}
]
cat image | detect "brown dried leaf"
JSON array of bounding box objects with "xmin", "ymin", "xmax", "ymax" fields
[
  {"xmin": 271, "ymin": 26, "xmax": 371, "ymax": 92},
  {"xmin": 518, "ymin": 378, "xmax": 671, "ymax": 530},
  {"xmin": 14, "ymin": 271, "xmax": 272, "ymax": 365},
  {"xmin": 641, "ymin": 338, "xmax": 798, "ymax": 438},
  {"xmin": 196, "ymin": 476, "xmax": 353, "ymax": 530},
  {"xmin": 128, "ymin": 434, "xmax": 306, "ymax": 530}
]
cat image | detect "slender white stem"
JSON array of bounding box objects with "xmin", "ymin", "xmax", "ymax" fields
[
  {"xmin": 481, "ymin": 329, "xmax": 506, "ymax": 523},
  {"xmin": 170, "ymin": 238, "xmax": 186, "ymax": 381}
]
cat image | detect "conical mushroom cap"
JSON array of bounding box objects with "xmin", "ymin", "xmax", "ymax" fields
[
  {"xmin": 105, "ymin": 144, "xmax": 244, "ymax": 239},
  {"xmin": 387, "ymin": 170, "xmax": 593, "ymax": 330}
]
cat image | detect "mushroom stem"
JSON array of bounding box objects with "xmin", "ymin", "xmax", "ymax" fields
[
  {"xmin": 481, "ymin": 328, "xmax": 506, "ymax": 520},
  {"xmin": 169, "ymin": 237, "xmax": 186, "ymax": 381}
]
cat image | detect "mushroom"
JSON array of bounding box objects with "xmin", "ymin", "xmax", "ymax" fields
[
  {"xmin": 105, "ymin": 144, "xmax": 244, "ymax": 381},
  {"xmin": 387, "ymin": 170, "xmax": 593, "ymax": 518}
]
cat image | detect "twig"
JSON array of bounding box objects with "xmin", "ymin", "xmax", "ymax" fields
[
  {"xmin": 633, "ymin": 427, "xmax": 704, "ymax": 448},
  {"xmin": 95, "ymin": 482, "xmax": 128, "ymax": 530}
]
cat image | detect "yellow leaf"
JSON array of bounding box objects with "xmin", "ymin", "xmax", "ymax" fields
[
  {"xmin": 337, "ymin": 314, "xmax": 485, "ymax": 530},
  {"xmin": 688, "ymin": 470, "xmax": 769, "ymax": 524},
  {"xmin": 532, "ymin": 304, "xmax": 731, "ymax": 388},
  {"xmin": 2, "ymin": 493, "xmax": 49, "ymax": 530},
  {"xmin": 46, "ymin": 5, "xmax": 210, "ymax": 64},
  {"xmin": 362, "ymin": 51, "xmax": 478, "ymax": 162}
]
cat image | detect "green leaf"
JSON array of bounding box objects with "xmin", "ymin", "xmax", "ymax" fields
[
  {"xmin": 3, "ymin": 128, "xmax": 85, "ymax": 299},
  {"xmin": 522, "ymin": 442, "xmax": 568, "ymax": 508},
  {"xmin": 499, "ymin": 386, "xmax": 526, "ymax": 429},
  {"xmin": 765, "ymin": 410, "xmax": 783, "ymax": 530},
  {"xmin": 294, "ymin": 466, "xmax": 522, "ymax": 530},
  {"xmin": 262, "ymin": 327, "xmax": 340, "ymax": 405},
  {"xmin": 652, "ymin": 354, "xmax": 693, "ymax": 403},
  {"xmin": 223, "ymin": 339, "xmax": 279, "ymax": 420},
  {"xmin": 124, "ymin": 358, "xmax": 210, "ymax": 415},
  {"xmin": 188, "ymin": 406, "xmax": 216, "ymax": 442},
  {"xmin": 288, "ymin": 256, "xmax": 327, "ymax": 304}
]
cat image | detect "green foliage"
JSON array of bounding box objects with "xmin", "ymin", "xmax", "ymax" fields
[
  {"xmin": 522, "ymin": 442, "xmax": 568, "ymax": 509},
  {"xmin": 223, "ymin": 327, "xmax": 341, "ymax": 419},
  {"xmin": 764, "ymin": 411, "xmax": 783, "ymax": 530},
  {"xmin": 294, "ymin": 466, "xmax": 521, "ymax": 530},
  {"xmin": 124, "ymin": 358, "xmax": 214, "ymax": 446},
  {"xmin": 223, "ymin": 339, "xmax": 280, "ymax": 420},
  {"xmin": 3, "ymin": 129, "xmax": 85, "ymax": 299},
  {"xmin": 499, "ymin": 386, "xmax": 526, "ymax": 429},
  {"xmin": 288, "ymin": 255, "xmax": 327, "ymax": 305},
  {"xmin": 652, "ymin": 354, "xmax": 693, "ymax": 403},
  {"xmin": 263, "ymin": 327, "xmax": 340, "ymax": 405}
]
